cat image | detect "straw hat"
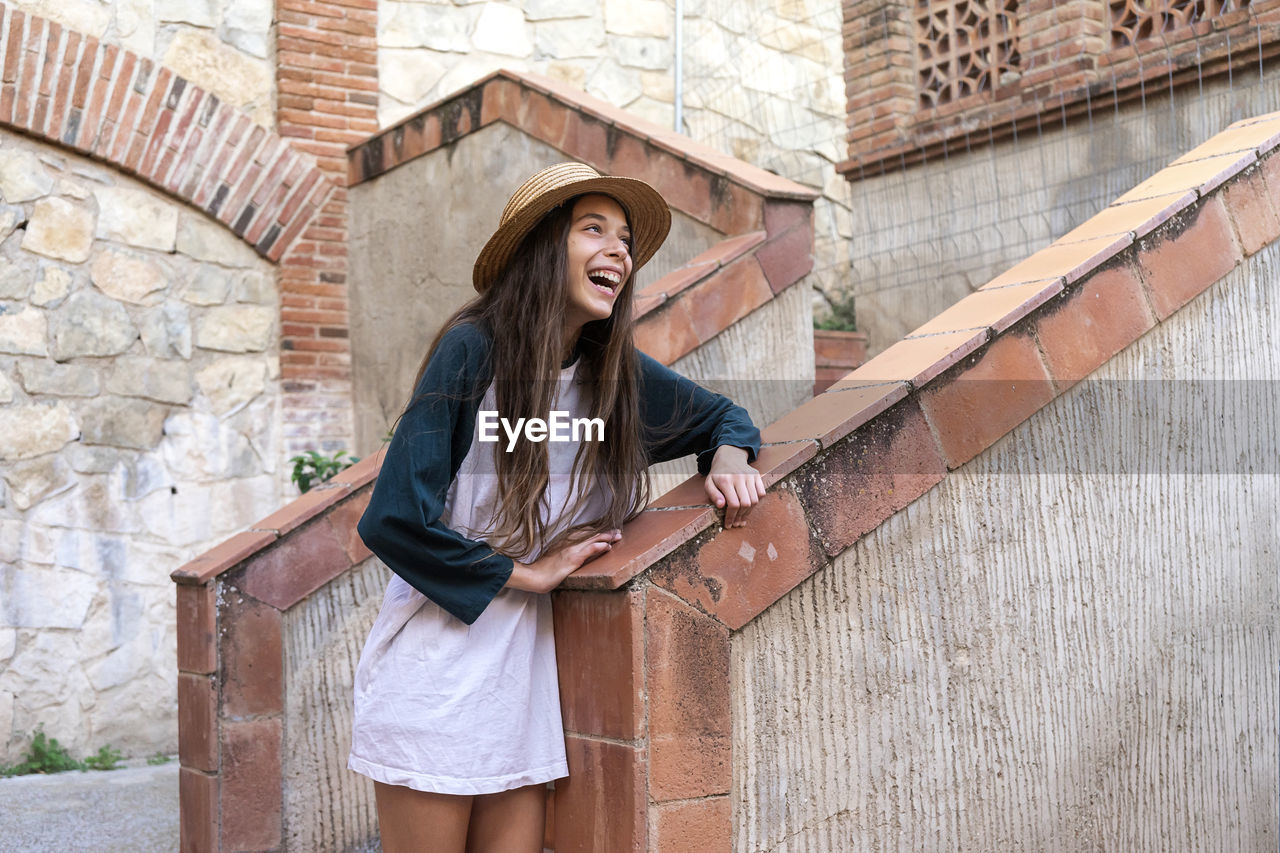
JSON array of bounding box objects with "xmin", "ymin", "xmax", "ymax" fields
[{"xmin": 472, "ymin": 162, "xmax": 672, "ymax": 293}]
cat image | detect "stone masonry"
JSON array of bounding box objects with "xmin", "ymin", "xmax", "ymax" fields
[{"xmin": 0, "ymin": 130, "xmax": 283, "ymax": 763}]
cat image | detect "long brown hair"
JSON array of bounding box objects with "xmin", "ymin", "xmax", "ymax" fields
[{"xmin": 409, "ymin": 196, "xmax": 650, "ymax": 560}]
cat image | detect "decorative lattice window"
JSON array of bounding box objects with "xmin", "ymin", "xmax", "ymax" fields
[
  {"xmin": 916, "ymin": 1, "xmax": 1021, "ymax": 109},
  {"xmin": 1110, "ymin": 0, "xmax": 1253, "ymax": 49}
]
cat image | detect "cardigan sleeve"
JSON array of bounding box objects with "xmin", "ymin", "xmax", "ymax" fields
[
  {"xmin": 356, "ymin": 324, "xmax": 514, "ymax": 625},
  {"xmin": 636, "ymin": 349, "xmax": 761, "ymax": 474}
]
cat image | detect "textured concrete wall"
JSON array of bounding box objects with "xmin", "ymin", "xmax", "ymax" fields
[
  {"xmin": 282, "ymin": 556, "xmax": 387, "ymax": 852},
  {"xmin": 0, "ymin": 131, "xmax": 282, "ymax": 763},
  {"xmin": 850, "ymin": 69, "xmax": 1280, "ymax": 355},
  {"xmin": 347, "ymin": 121, "xmax": 724, "ymax": 456},
  {"xmin": 732, "ymin": 242, "xmax": 1280, "ymax": 848}
]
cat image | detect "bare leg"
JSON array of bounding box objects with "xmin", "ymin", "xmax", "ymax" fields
[
  {"xmin": 374, "ymin": 781, "xmax": 473, "ymax": 853},
  {"xmin": 465, "ymin": 783, "xmax": 547, "ymax": 853}
]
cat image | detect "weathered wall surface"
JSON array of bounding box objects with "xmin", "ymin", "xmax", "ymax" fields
[
  {"xmin": 13, "ymin": 0, "xmax": 275, "ymax": 127},
  {"xmin": 732, "ymin": 243, "xmax": 1280, "ymax": 849},
  {"xmin": 347, "ymin": 121, "xmax": 724, "ymax": 456},
  {"xmin": 851, "ymin": 69, "xmax": 1280, "ymax": 354},
  {"xmin": 0, "ymin": 131, "xmax": 282, "ymax": 762}
]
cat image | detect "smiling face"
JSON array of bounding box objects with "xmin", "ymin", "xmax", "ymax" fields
[{"xmin": 562, "ymin": 194, "xmax": 634, "ymax": 337}]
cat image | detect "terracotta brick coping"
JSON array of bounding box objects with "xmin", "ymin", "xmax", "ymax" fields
[
  {"xmin": 346, "ymin": 69, "xmax": 818, "ymax": 237},
  {"xmin": 0, "ymin": 3, "xmax": 337, "ymax": 262},
  {"xmin": 173, "ymin": 110, "xmax": 1279, "ymax": 630}
]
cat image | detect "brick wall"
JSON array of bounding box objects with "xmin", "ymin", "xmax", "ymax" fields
[
  {"xmin": 274, "ymin": 0, "xmax": 379, "ymax": 456},
  {"xmin": 840, "ymin": 0, "xmax": 1280, "ymax": 175}
]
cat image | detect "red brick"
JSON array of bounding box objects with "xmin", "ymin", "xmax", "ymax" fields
[
  {"xmin": 218, "ymin": 590, "xmax": 283, "ymax": 717},
  {"xmin": 639, "ymin": 261, "xmax": 716, "ymax": 301},
  {"xmin": 651, "ymin": 155, "xmax": 714, "ymax": 224},
  {"xmin": 911, "ymin": 278, "xmax": 1065, "ymax": 337},
  {"xmin": 850, "ymin": 328, "xmax": 988, "ymax": 387},
  {"xmin": 1221, "ymin": 164, "xmax": 1280, "ymax": 256},
  {"xmin": 653, "ymin": 797, "xmax": 731, "ymax": 853},
  {"xmin": 563, "ymin": 506, "xmax": 715, "ymax": 591},
  {"xmin": 634, "ymin": 296, "xmax": 699, "ymax": 364},
  {"xmin": 709, "ymin": 178, "xmax": 764, "ymax": 234},
  {"xmin": 320, "ymin": 486, "xmax": 373, "ymax": 563},
  {"xmin": 179, "ymin": 768, "xmax": 217, "ymax": 853},
  {"xmin": 1059, "ymin": 191, "xmax": 1196, "ymax": 244},
  {"xmin": 684, "ymin": 231, "xmax": 766, "ymax": 269},
  {"xmin": 171, "ymin": 529, "xmax": 277, "ymax": 585},
  {"xmin": 555, "ymin": 737, "xmax": 646, "ymax": 853},
  {"xmin": 234, "ymin": 517, "xmax": 354, "ymax": 610},
  {"xmin": 219, "ymin": 719, "xmax": 282, "ymax": 852},
  {"xmin": 762, "ymin": 380, "xmax": 908, "ymax": 448},
  {"xmin": 763, "ymin": 199, "xmax": 812, "ymax": 238},
  {"xmin": 1035, "ymin": 262, "xmax": 1156, "ymax": 386},
  {"xmin": 1172, "ymin": 118, "xmax": 1280, "ymax": 164},
  {"xmin": 754, "ymin": 222, "xmax": 814, "ymax": 294},
  {"xmin": 176, "ymin": 582, "xmax": 217, "ymax": 674},
  {"xmin": 982, "ymin": 233, "xmax": 1131, "ymax": 290},
  {"xmin": 1115, "ymin": 150, "xmax": 1257, "ymax": 203},
  {"xmin": 552, "ymin": 588, "xmax": 644, "ymax": 739},
  {"xmin": 1137, "ymin": 195, "xmax": 1242, "ymax": 320},
  {"xmin": 794, "ymin": 398, "xmax": 947, "ymax": 557},
  {"xmin": 919, "ymin": 331, "xmax": 1056, "ymax": 469},
  {"xmin": 686, "ymin": 255, "xmax": 773, "ymax": 342},
  {"xmin": 561, "ymin": 111, "xmax": 610, "ymax": 171},
  {"xmin": 644, "ymin": 589, "xmax": 731, "ymax": 799},
  {"xmin": 178, "ymin": 673, "xmax": 217, "ymax": 772},
  {"xmin": 650, "ymin": 488, "xmax": 826, "ymax": 631}
]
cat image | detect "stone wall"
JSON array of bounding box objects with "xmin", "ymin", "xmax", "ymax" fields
[
  {"xmin": 374, "ymin": 0, "xmax": 853, "ymax": 305},
  {"xmin": 0, "ymin": 129, "xmax": 282, "ymax": 763},
  {"xmin": 14, "ymin": 0, "xmax": 275, "ymax": 128},
  {"xmin": 730, "ymin": 230, "xmax": 1280, "ymax": 850}
]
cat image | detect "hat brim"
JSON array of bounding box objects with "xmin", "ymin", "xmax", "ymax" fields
[{"xmin": 472, "ymin": 174, "xmax": 672, "ymax": 293}]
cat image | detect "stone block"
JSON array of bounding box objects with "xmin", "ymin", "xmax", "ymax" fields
[
  {"xmin": 232, "ymin": 270, "xmax": 274, "ymax": 304},
  {"xmin": 17, "ymin": 359, "xmax": 100, "ymax": 397},
  {"xmin": 162, "ymin": 30, "xmax": 273, "ymax": 127},
  {"xmin": 177, "ymin": 212, "xmax": 258, "ymax": 267},
  {"xmin": 90, "ymin": 249, "xmax": 169, "ymax": 305},
  {"xmin": 551, "ymin": 588, "xmax": 644, "ymax": 739},
  {"xmin": 195, "ymin": 356, "xmax": 267, "ymax": 414},
  {"xmin": 2, "ymin": 455, "xmax": 73, "ymax": 510},
  {"xmin": 219, "ymin": 588, "xmax": 283, "ymax": 717},
  {"xmin": 0, "ymin": 372, "xmax": 11, "ymax": 404},
  {"xmin": 49, "ymin": 291, "xmax": 138, "ymax": 361},
  {"xmin": 156, "ymin": 0, "xmax": 215, "ymax": 26},
  {"xmin": 0, "ymin": 402, "xmax": 78, "ymax": 460},
  {"xmin": 86, "ymin": 637, "xmax": 151, "ymax": 691},
  {"xmin": 93, "ymin": 186, "xmax": 179, "ymax": 252},
  {"xmin": 78, "ymin": 396, "xmax": 168, "ymax": 450},
  {"xmin": 22, "ymin": 198, "xmax": 95, "ymax": 264},
  {"xmin": 534, "ymin": 18, "xmax": 606, "ymax": 59},
  {"xmin": 0, "ymin": 307, "xmax": 49, "ymax": 356},
  {"xmin": 0, "ymin": 261, "xmax": 31, "ymax": 300},
  {"xmin": 644, "ymin": 589, "xmax": 731, "ymax": 800},
  {"xmin": 381, "ymin": 2, "xmax": 471, "ymax": 51},
  {"xmin": 0, "ymin": 564, "xmax": 97, "ymax": 629},
  {"xmin": 139, "ymin": 302, "xmax": 193, "ymax": 359},
  {"xmin": 379, "ymin": 49, "xmax": 447, "ymax": 106},
  {"xmin": 471, "ymin": 2, "xmax": 533, "ymax": 57},
  {"xmin": 30, "ymin": 266, "xmax": 73, "ymax": 308},
  {"xmin": 604, "ymin": 0, "xmax": 671, "ymax": 37},
  {"xmin": 585, "ymin": 61, "xmax": 642, "ymax": 108},
  {"xmin": 160, "ymin": 411, "xmax": 261, "ymax": 479},
  {"xmin": 0, "ymin": 204, "xmax": 22, "ymax": 242},
  {"xmin": 219, "ymin": 718, "xmax": 282, "ymax": 852},
  {"xmin": 176, "ymin": 266, "xmax": 233, "ymax": 307},
  {"xmin": 613, "ymin": 35, "xmax": 671, "ymax": 69},
  {"xmin": 555, "ymin": 736, "xmax": 646, "ymax": 852},
  {"xmin": 66, "ymin": 445, "xmax": 121, "ymax": 475},
  {"xmin": 194, "ymin": 305, "xmax": 275, "ymax": 353},
  {"xmin": 0, "ymin": 149, "xmax": 54, "ymax": 202},
  {"xmin": 104, "ymin": 356, "xmax": 193, "ymax": 404},
  {"xmin": 0, "ymin": 628, "xmax": 15, "ymax": 661},
  {"xmin": 527, "ymin": 0, "xmax": 598, "ymax": 19}
]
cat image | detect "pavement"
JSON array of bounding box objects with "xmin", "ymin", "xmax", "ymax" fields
[{"xmin": 0, "ymin": 759, "xmax": 179, "ymax": 852}]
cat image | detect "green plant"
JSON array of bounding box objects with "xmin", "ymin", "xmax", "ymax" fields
[
  {"xmin": 814, "ymin": 287, "xmax": 858, "ymax": 332},
  {"xmin": 82, "ymin": 744, "xmax": 124, "ymax": 771},
  {"xmin": 290, "ymin": 449, "xmax": 360, "ymax": 493},
  {"xmin": 146, "ymin": 752, "xmax": 173, "ymax": 766},
  {"xmin": 0, "ymin": 726, "xmax": 83, "ymax": 776}
]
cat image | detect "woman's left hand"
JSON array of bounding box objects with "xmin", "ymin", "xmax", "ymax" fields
[{"xmin": 704, "ymin": 445, "xmax": 766, "ymax": 528}]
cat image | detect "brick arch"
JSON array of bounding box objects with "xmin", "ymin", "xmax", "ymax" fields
[{"xmin": 0, "ymin": 4, "xmax": 335, "ymax": 262}]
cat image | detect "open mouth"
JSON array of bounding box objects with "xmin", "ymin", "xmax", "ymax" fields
[{"xmin": 588, "ymin": 270, "xmax": 621, "ymax": 295}]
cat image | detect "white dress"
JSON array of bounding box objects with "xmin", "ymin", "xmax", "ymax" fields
[{"xmin": 347, "ymin": 362, "xmax": 602, "ymax": 794}]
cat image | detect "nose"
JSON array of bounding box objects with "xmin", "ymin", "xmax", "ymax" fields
[{"xmin": 605, "ymin": 232, "xmax": 629, "ymax": 258}]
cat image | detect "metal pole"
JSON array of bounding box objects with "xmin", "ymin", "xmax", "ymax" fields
[{"xmin": 673, "ymin": 0, "xmax": 683, "ymax": 132}]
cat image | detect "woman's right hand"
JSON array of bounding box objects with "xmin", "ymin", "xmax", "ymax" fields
[{"xmin": 505, "ymin": 529, "xmax": 622, "ymax": 594}]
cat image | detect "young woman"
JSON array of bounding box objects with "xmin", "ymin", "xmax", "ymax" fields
[{"xmin": 348, "ymin": 162, "xmax": 766, "ymax": 852}]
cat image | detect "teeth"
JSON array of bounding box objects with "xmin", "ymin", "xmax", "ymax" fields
[{"xmin": 589, "ymin": 270, "xmax": 621, "ymax": 292}]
